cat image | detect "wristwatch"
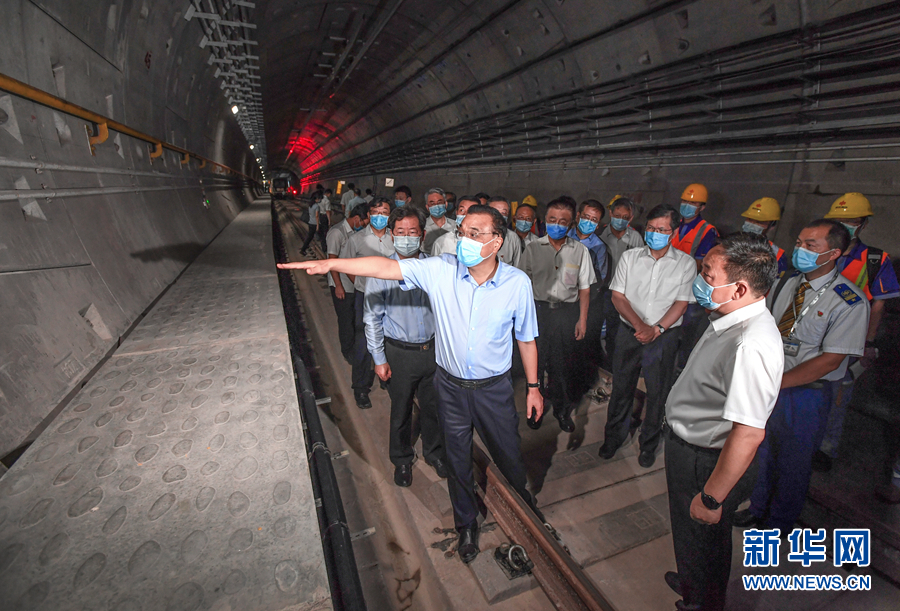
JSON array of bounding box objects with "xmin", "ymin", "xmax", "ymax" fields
[
  {"xmin": 656, "ymin": 324, "xmax": 665, "ymax": 334},
  {"xmin": 701, "ymin": 489, "xmax": 722, "ymax": 510},
  {"xmin": 526, "ymin": 382, "xmax": 540, "ymax": 389}
]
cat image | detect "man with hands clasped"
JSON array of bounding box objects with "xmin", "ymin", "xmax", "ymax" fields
[
  {"xmin": 664, "ymin": 232, "xmax": 784, "ymax": 611},
  {"xmin": 599, "ymin": 205, "xmax": 695, "ymax": 468}
]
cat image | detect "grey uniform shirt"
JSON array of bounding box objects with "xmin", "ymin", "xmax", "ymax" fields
[
  {"xmin": 767, "ymin": 269, "xmax": 869, "ymax": 381},
  {"xmin": 666, "ymin": 299, "xmax": 784, "ymax": 448},
  {"xmin": 431, "ymin": 230, "xmax": 458, "ymax": 258},
  {"xmin": 600, "ymin": 225, "xmax": 644, "ymax": 280},
  {"xmin": 340, "ymin": 224, "xmax": 395, "ymax": 292},
  {"xmin": 609, "ymin": 245, "xmax": 696, "ymax": 327},
  {"xmin": 517, "ymin": 236, "xmax": 596, "ymax": 303},
  {"xmin": 319, "ymin": 196, "xmax": 332, "ymax": 215},
  {"xmin": 518, "ymin": 232, "xmax": 538, "ymax": 249},
  {"xmin": 424, "ymin": 215, "xmax": 453, "ymax": 255},
  {"xmin": 497, "ymin": 231, "xmax": 522, "ymax": 267},
  {"xmin": 340, "ymin": 190, "xmax": 354, "ymax": 210},
  {"xmin": 326, "ymin": 219, "xmax": 355, "ymax": 293}
]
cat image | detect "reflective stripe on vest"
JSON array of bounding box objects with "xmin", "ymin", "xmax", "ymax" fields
[
  {"xmin": 672, "ymin": 220, "xmax": 714, "ymax": 257},
  {"xmin": 839, "ymin": 247, "xmax": 885, "ymax": 301}
]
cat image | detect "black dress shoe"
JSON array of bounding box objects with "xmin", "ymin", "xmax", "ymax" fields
[
  {"xmin": 457, "ymin": 524, "xmax": 479, "ymax": 564},
  {"xmin": 354, "ymin": 391, "xmax": 372, "ymax": 409},
  {"xmin": 811, "ymin": 450, "xmax": 833, "ymax": 473},
  {"xmin": 598, "ymin": 442, "xmax": 618, "ymax": 460},
  {"xmin": 665, "ymin": 571, "xmax": 683, "ymax": 597},
  {"xmin": 638, "ymin": 450, "xmax": 656, "ymax": 468},
  {"xmin": 394, "ymin": 463, "xmax": 413, "ymax": 487},
  {"xmin": 425, "ymin": 457, "xmax": 449, "ymax": 479},
  {"xmin": 554, "ymin": 408, "xmax": 575, "ymax": 433},
  {"xmin": 732, "ymin": 508, "xmax": 761, "ymax": 528}
]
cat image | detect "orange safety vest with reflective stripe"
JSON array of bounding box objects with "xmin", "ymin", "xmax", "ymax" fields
[
  {"xmin": 840, "ymin": 246, "xmax": 887, "ymax": 301},
  {"xmin": 672, "ymin": 220, "xmax": 715, "ymax": 257}
]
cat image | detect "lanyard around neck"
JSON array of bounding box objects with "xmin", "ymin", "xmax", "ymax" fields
[{"xmin": 787, "ymin": 271, "xmax": 840, "ymax": 338}]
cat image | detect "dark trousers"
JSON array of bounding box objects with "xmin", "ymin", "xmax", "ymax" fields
[
  {"xmin": 316, "ymin": 218, "xmax": 329, "ymax": 250},
  {"xmin": 384, "ymin": 340, "xmax": 445, "ymax": 467},
  {"xmin": 749, "ymin": 385, "xmax": 833, "ymax": 532},
  {"xmin": 434, "ymin": 368, "xmax": 541, "ymax": 529},
  {"xmin": 536, "ymin": 301, "xmax": 580, "ymax": 413},
  {"xmin": 330, "ymin": 286, "xmax": 356, "ymax": 362},
  {"xmin": 351, "ymin": 292, "xmax": 375, "ymax": 392},
  {"xmin": 604, "ymin": 323, "xmax": 681, "ymax": 453},
  {"xmin": 300, "ymin": 223, "xmax": 318, "ymax": 251},
  {"xmin": 601, "ymin": 291, "xmax": 620, "ymax": 366},
  {"xmin": 666, "ymin": 429, "xmax": 757, "ymax": 611}
]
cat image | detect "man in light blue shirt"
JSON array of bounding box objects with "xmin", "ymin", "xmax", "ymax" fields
[
  {"xmin": 279, "ymin": 205, "xmax": 545, "ymax": 565},
  {"xmin": 364, "ymin": 207, "xmax": 447, "ymax": 488}
]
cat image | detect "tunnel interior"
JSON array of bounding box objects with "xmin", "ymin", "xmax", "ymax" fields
[{"xmin": 2, "ymin": 1, "xmax": 900, "ymax": 610}]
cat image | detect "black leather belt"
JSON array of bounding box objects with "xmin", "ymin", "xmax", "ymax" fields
[
  {"xmin": 536, "ymin": 300, "xmax": 578, "ymax": 310},
  {"xmin": 664, "ymin": 425, "xmax": 722, "ymax": 456},
  {"xmin": 440, "ymin": 367, "xmax": 507, "ymax": 390},
  {"xmin": 799, "ymin": 380, "xmax": 827, "ymax": 390},
  {"xmin": 385, "ymin": 336, "xmax": 434, "ymax": 351}
]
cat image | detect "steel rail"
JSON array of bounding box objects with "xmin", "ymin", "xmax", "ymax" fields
[{"xmin": 0, "ymin": 71, "xmax": 259, "ymax": 183}]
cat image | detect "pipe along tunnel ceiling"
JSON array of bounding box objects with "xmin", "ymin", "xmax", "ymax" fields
[{"xmin": 2, "ymin": 1, "xmax": 900, "ymax": 456}]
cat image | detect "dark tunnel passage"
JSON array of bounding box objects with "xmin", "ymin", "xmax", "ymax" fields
[{"xmin": 1, "ymin": 1, "xmax": 900, "ymax": 611}]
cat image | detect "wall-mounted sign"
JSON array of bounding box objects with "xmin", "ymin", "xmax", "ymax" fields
[{"xmin": 385, "ymin": 178, "xmax": 395, "ymax": 187}]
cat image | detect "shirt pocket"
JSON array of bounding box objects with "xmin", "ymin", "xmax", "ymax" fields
[
  {"xmin": 487, "ymin": 308, "xmax": 515, "ymax": 340},
  {"xmin": 794, "ymin": 311, "xmax": 829, "ymax": 349},
  {"xmin": 563, "ymin": 263, "xmax": 579, "ymax": 288}
]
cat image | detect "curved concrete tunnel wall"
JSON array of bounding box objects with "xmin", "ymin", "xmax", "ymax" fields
[{"xmin": 0, "ymin": 1, "xmax": 260, "ymax": 458}]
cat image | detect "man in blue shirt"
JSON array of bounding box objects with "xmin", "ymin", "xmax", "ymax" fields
[
  {"xmin": 569, "ymin": 199, "xmax": 609, "ymax": 373},
  {"xmin": 279, "ymin": 205, "xmax": 545, "ymax": 565},
  {"xmin": 364, "ymin": 207, "xmax": 447, "ymax": 487}
]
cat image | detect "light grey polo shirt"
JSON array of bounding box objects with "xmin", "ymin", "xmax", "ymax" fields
[{"xmin": 517, "ymin": 236, "xmax": 596, "ymax": 303}]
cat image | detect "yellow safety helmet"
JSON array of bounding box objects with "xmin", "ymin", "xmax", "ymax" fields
[
  {"xmin": 608, "ymin": 194, "xmax": 624, "ymax": 208},
  {"xmin": 681, "ymin": 183, "xmax": 708, "ymax": 203},
  {"xmin": 824, "ymin": 193, "xmax": 873, "ymax": 219},
  {"xmin": 741, "ymin": 197, "xmax": 781, "ymax": 222},
  {"xmin": 522, "ymin": 195, "xmax": 538, "ymax": 207}
]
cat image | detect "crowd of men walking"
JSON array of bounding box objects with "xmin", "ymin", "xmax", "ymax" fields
[{"xmin": 279, "ymin": 182, "xmax": 898, "ymax": 611}]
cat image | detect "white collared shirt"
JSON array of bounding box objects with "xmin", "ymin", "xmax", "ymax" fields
[
  {"xmin": 666, "ymin": 299, "xmax": 784, "ymax": 448},
  {"xmin": 497, "ymin": 230, "xmax": 522, "ymax": 267},
  {"xmin": 339, "ymin": 224, "xmax": 394, "ymax": 292},
  {"xmin": 431, "ymin": 230, "xmax": 457, "ymax": 258},
  {"xmin": 609, "ymin": 245, "xmax": 695, "ymax": 327},
  {"xmin": 767, "ymin": 269, "xmax": 869, "ymax": 381},
  {"xmin": 517, "ymin": 236, "xmax": 596, "ymax": 303},
  {"xmin": 326, "ymin": 219, "xmax": 355, "ymax": 292}
]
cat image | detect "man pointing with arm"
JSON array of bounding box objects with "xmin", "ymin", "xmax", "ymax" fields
[{"xmin": 279, "ymin": 205, "xmax": 544, "ymax": 565}]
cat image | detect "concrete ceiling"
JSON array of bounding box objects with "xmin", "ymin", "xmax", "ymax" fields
[{"xmin": 256, "ymin": 0, "xmax": 900, "ymax": 180}]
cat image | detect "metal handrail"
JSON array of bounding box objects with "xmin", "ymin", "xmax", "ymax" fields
[{"xmin": 0, "ymin": 71, "xmax": 259, "ymax": 183}]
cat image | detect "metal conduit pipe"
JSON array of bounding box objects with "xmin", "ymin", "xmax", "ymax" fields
[
  {"xmin": 0, "ymin": 157, "xmax": 242, "ymax": 180},
  {"xmin": 271, "ymin": 204, "xmax": 367, "ymax": 611},
  {"xmin": 0, "ymin": 184, "xmax": 211, "ymax": 201}
]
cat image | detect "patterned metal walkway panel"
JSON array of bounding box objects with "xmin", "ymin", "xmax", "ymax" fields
[{"xmin": 0, "ymin": 203, "xmax": 331, "ymax": 611}]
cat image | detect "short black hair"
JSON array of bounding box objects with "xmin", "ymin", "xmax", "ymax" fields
[
  {"xmin": 579, "ymin": 199, "xmax": 606, "ymax": 219},
  {"xmin": 347, "ymin": 182, "xmax": 355, "ymax": 189},
  {"xmin": 557, "ymin": 195, "xmax": 577, "ymax": 209},
  {"xmin": 807, "ymin": 219, "xmax": 851, "ymax": 253},
  {"xmin": 646, "ymin": 204, "xmax": 681, "ymax": 232},
  {"xmin": 718, "ymin": 233, "xmax": 779, "ymax": 296},
  {"xmin": 445, "ymin": 191, "xmax": 457, "ymax": 201},
  {"xmin": 388, "ymin": 205, "xmax": 426, "ymax": 232},
  {"xmin": 489, "ymin": 195, "xmax": 509, "ymax": 205},
  {"xmin": 354, "ymin": 188, "xmax": 361, "ymax": 195},
  {"xmin": 456, "ymin": 195, "xmax": 480, "ymax": 212},
  {"xmin": 474, "ymin": 192, "xmax": 490, "ymax": 201},
  {"xmin": 369, "ymin": 196, "xmax": 393, "ymax": 214},
  {"xmin": 347, "ymin": 202, "xmax": 370, "ymax": 220},
  {"xmin": 394, "ymin": 185, "xmax": 412, "ymax": 198},
  {"xmin": 325, "ymin": 188, "xmax": 333, "ymax": 195},
  {"xmin": 464, "ymin": 204, "xmax": 507, "ymax": 241},
  {"xmin": 312, "ymin": 191, "xmax": 322, "ymax": 202},
  {"xmin": 547, "ymin": 197, "xmax": 576, "ymax": 219},
  {"xmin": 365, "ymin": 188, "xmax": 373, "ymax": 195},
  {"xmin": 516, "ymin": 203, "xmax": 536, "ymax": 216},
  {"xmin": 611, "ymin": 197, "xmax": 636, "ymax": 216}
]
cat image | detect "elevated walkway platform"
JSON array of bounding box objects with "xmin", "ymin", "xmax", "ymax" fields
[{"xmin": 0, "ymin": 201, "xmax": 331, "ymax": 611}]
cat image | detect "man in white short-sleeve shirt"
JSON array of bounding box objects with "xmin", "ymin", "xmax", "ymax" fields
[
  {"xmin": 600, "ymin": 204, "xmax": 695, "ymax": 468},
  {"xmin": 326, "ymin": 203, "xmax": 368, "ymax": 363},
  {"xmin": 663, "ymin": 233, "xmax": 784, "ymax": 611}
]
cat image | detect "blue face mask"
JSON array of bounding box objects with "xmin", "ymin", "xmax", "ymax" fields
[
  {"xmin": 577, "ymin": 218, "xmax": 598, "ymax": 235},
  {"xmin": 353, "ymin": 223, "xmax": 364, "ymax": 232},
  {"xmin": 742, "ymin": 221, "xmax": 765, "ymax": 235},
  {"xmin": 370, "ymin": 214, "xmax": 388, "ymax": 230},
  {"xmin": 393, "ymin": 236, "xmax": 421, "ymax": 257},
  {"xmin": 429, "ymin": 204, "xmax": 446, "ymax": 218},
  {"xmin": 515, "ymin": 219, "xmax": 533, "ymax": 233},
  {"xmin": 394, "ymin": 199, "xmax": 406, "ymax": 208},
  {"xmin": 610, "ymin": 217, "xmax": 630, "ymax": 231},
  {"xmin": 841, "ymin": 222, "xmax": 859, "ymax": 239},
  {"xmin": 692, "ymin": 275, "xmax": 736, "ymax": 311},
  {"xmin": 792, "ymin": 246, "xmax": 835, "ymax": 274},
  {"xmin": 546, "ymin": 223, "xmax": 568, "ymax": 240},
  {"xmin": 456, "ymin": 236, "xmax": 497, "ymax": 267},
  {"xmin": 455, "ymin": 214, "xmax": 465, "ymax": 225},
  {"xmin": 645, "ymin": 231, "xmax": 671, "ymax": 250},
  {"xmin": 680, "ymin": 202, "xmax": 699, "ymax": 219}
]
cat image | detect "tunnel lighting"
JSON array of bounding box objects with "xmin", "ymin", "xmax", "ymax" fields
[
  {"xmin": 231, "ymin": 105, "xmax": 239, "ymax": 114},
  {"xmin": 249, "ymin": 144, "xmax": 254, "ymax": 149}
]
